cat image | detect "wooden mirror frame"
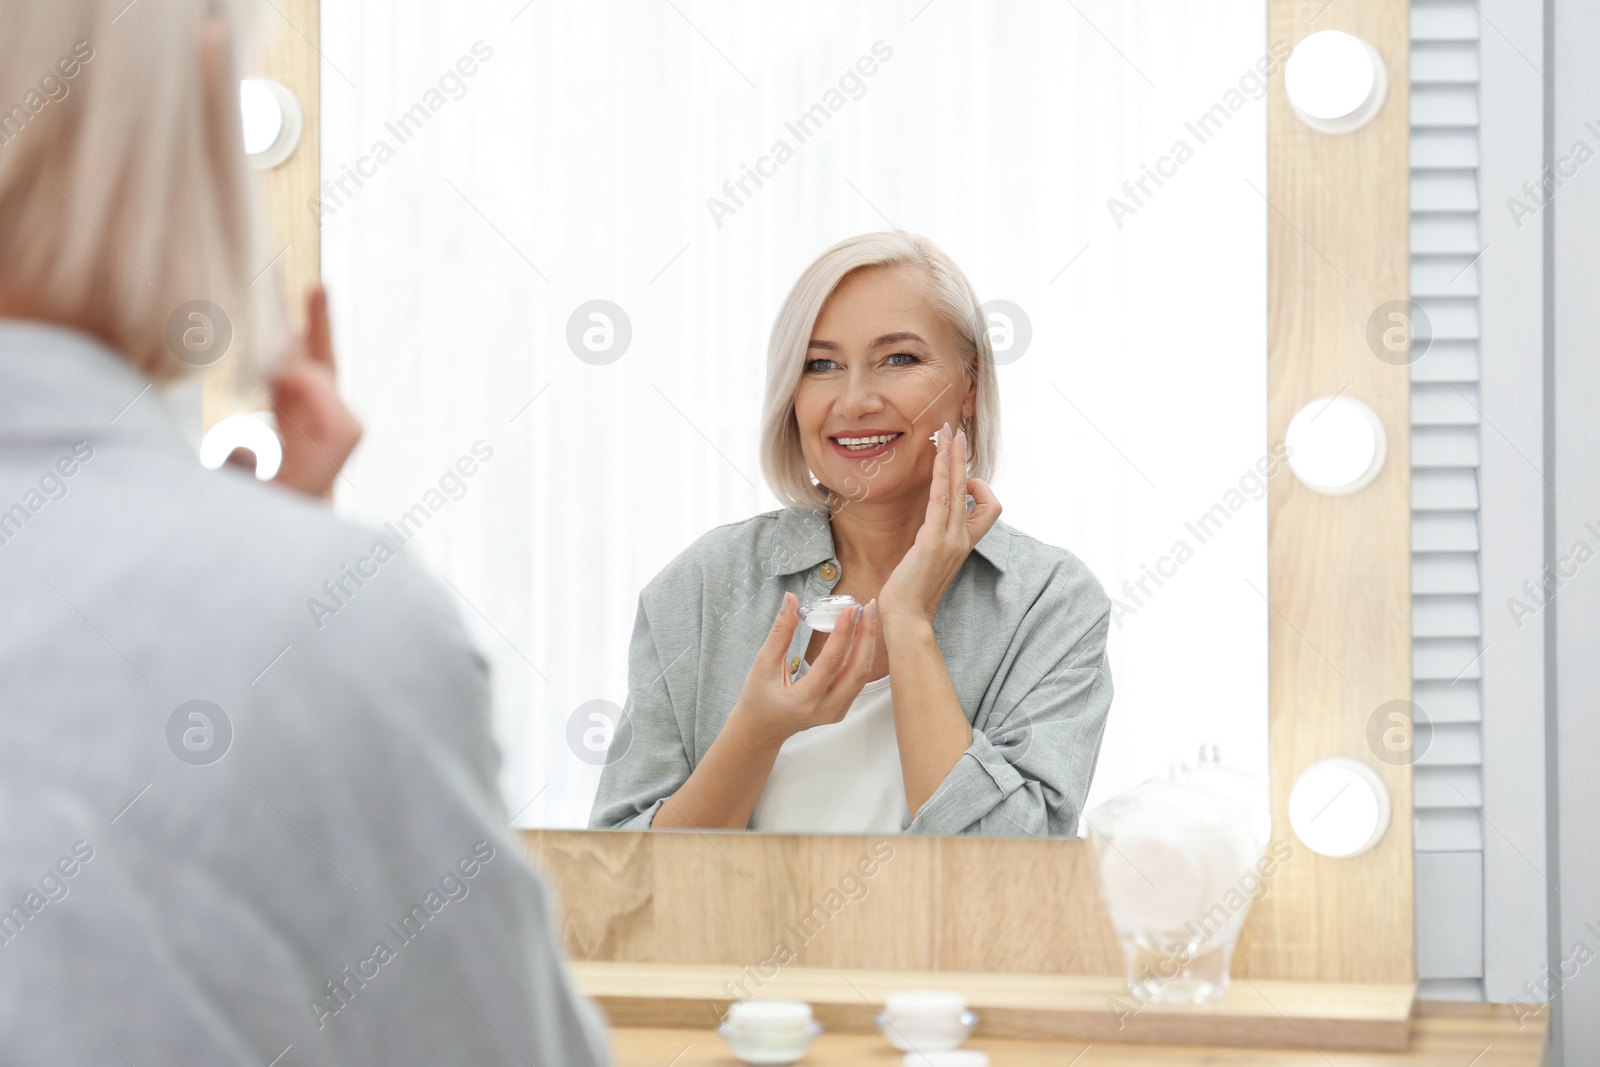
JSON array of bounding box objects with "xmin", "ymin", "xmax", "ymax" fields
[{"xmin": 242, "ymin": 0, "xmax": 1412, "ymax": 1018}]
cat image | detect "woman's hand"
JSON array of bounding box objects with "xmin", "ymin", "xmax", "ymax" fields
[
  {"xmin": 876, "ymin": 423, "xmax": 1002, "ymax": 626},
  {"xmin": 724, "ymin": 591, "xmax": 882, "ymax": 753},
  {"xmin": 266, "ymin": 285, "xmax": 363, "ymax": 500}
]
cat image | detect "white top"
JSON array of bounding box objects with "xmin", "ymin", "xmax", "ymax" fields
[{"xmin": 749, "ymin": 661, "xmax": 911, "ymax": 833}]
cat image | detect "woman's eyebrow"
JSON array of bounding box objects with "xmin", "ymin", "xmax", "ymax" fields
[{"xmin": 806, "ymin": 331, "xmax": 927, "ymax": 352}]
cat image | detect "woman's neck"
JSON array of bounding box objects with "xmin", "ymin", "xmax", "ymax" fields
[{"xmin": 827, "ymin": 493, "xmax": 927, "ymax": 580}]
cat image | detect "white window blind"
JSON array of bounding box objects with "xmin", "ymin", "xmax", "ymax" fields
[{"xmin": 1410, "ymin": 0, "xmax": 1488, "ymax": 997}]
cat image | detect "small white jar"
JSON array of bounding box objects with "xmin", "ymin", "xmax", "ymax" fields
[
  {"xmin": 875, "ymin": 989, "xmax": 978, "ymax": 1052},
  {"xmin": 717, "ymin": 999, "xmax": 822, "ymax": 1065},
  {"xmin": 901, "ymin": 1051, "xmax": 989, "ymax": 1067},
  {"xmin": 797, "ymin": 594, "xmax": 858, "ymax": 633}
]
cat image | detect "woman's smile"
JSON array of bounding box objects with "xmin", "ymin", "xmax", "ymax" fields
[{"xmin": 829, "ymin": 430, "xmax": 904, "ymax": 458}]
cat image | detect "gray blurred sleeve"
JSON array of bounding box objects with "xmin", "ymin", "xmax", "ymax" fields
[{"xmin": 355, "ymin": 558, "xmax": 617, "ymax": 1067}]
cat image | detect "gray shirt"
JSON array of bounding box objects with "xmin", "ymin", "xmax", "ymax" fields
[
  {"xmin": 0, "ymin": 321, "xmax": 611, "ymax": 1066},
  {"xmin": 588, "ymin": 498, "xmax": 1114, "ymax": 837}
]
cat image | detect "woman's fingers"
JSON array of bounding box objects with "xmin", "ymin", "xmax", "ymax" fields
[
  {"xmin": 764, "ymin": 592, "xmax": 798, "ymax": 669},
  {"xmin": 816, "ymin": 603, "xmax": 875, "ymax": 723},
  {"xmin": 809, "ymin": 601, "xmax": 861, "ymax": 680},
  {"xmin": 304, "ymin": 284, "xmax": 335, "ymax": 370},
  {"xmin": 947, "ymin": 426, "xmax": 968, "ymax": 537},
  {"xmin": 264, "ymin": 284, "xmax": 365, "ymax": 499},
  {"xmin": 965, "ymin": 476, "xmax": 1002, "ymax": 542},
  {"xmin": 924, "ymin": 425, "xmax": 951, "ymax": 528},
  {"xmin": 836, "ymin": 600, "xmax": 878, "ymax": 686}
]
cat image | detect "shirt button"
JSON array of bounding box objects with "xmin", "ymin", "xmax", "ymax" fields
[
  {"xmin": 787, "ymin": 656, "xmax": 800, "ymax": 675},
  {"xmin": 818, "ymin": 561, "xmax": 839, "ymax": 581}
]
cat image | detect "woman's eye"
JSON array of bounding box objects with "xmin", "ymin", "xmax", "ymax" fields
[
  {"xmin": 805, "ymin": 358, "xmax": 837, "ymax": 373},
  {"xmin": 887, "ymin": 352, "xmax": 918, "ymax": 366}
]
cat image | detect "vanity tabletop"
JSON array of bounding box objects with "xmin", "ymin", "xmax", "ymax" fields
[{"xmin": 608, "ymin": 1002, "xmax": 1547, "ymax": 1066}]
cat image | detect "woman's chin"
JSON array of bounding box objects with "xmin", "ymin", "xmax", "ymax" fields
[{"xmin": 823, "ymin": 473, "xmax": 915, "ymax": 504}]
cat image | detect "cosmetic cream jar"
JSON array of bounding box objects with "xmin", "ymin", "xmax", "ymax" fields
[
  {"xmin": 901, "ymin": 1051, "xmax": 989, "ymax": 1067},
  {"xmin": 716, "ymin": 1000, "xmax": 822, "ymax": 1065},
  {"xmin": 797, "ymin": 594, "xmax": 859, "ymax": 633},
  {"xmin": 875, "ymin": 989, "xmax": 978, "ymax": 1052}
]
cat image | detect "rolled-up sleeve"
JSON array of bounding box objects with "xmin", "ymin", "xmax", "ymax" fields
[
  {"xmin": 587, "ymin": 594, "xmax": 692, "ymax": 829},
  {"xmin": 905, "ymin": 579, "xmax": 1113, "ymax": 838}
]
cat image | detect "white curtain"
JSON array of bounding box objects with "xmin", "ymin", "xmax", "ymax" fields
[{"xmin": 320, "ymin": 0, "xmax": 1270, "ymax": 830}]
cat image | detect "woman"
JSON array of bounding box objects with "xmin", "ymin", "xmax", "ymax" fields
[
  {"xmin": 589, "ymin": 231, "xmax": 1113, "ymax": 837},
  {"xmin": 0, "ymin": 2, "xmax": 608, "ymax": 1063}
]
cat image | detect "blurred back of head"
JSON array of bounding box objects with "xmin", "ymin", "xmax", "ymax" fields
[{"xmin": 0, "ymin": 0, "xmax": 285, "ymax": 382}]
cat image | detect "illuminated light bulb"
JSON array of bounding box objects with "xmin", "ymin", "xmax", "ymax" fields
[
  {"xmin": 1285, "ymin": 31, "xmax": 1388, "ymax": 134},
  {"xmin": 239, "ymin": 79, "xmax": 303, "ymax": 169},
  {"xmin": 1284, "ymin": 395, "xmax": 1387, "ymax": 495},
  {"xmin": 1288, "ymin": 757, "xmax": 1392, "ymax": 858},
  {"xmin": 200, "ymin": 412, "xmax": 283, "ymax": 481}
]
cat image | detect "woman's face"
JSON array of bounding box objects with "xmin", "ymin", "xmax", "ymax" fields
[{"xmin": 795, "ymin": 265, "xmax": 975, "ymax": 508}]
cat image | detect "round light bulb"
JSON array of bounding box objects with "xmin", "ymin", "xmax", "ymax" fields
[
  {"xmin": 239, "ymin": 79, "xmax": 303, "ymax": 169},
  {"xmin": 1285, "ymin": 31, "xmax": 1388, "ymax": 134},
  {"xmin": 239, "ymin": 79, "xmax": 283, "ymax": 156},
  {"xmin": 1284, "ymin": 395, "xmax": 1386, "ymax": 495},
  {"xmin": 200, "ymin": 412, "xmax": 283, "ymax": 481},
  {"xmin": 1288, "ymin": 757, "xmax": 1391, "ymax": 858}
]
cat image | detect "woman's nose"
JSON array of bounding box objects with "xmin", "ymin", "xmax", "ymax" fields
[{"xmin": 837, "ymin": 372, "xmax": 885, "ymax": 415}]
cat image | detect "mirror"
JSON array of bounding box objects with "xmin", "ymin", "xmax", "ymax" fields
[{"xmin": 318, "ymin": 1, "xmax": 1276, "ymax": 835}]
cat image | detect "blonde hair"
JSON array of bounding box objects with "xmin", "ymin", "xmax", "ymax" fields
[
  {"xmin": 0, "ymin": 0, "xmax": 285, "ymax": 383},
  {"xmin": 759, "ymin": 231, "xmax": 1001, "ymax": 511}
]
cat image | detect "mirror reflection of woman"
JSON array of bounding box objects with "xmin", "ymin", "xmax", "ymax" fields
[{"xmin": 589, "ymin": 232, "xmax": 1112, "ymax": 837}]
